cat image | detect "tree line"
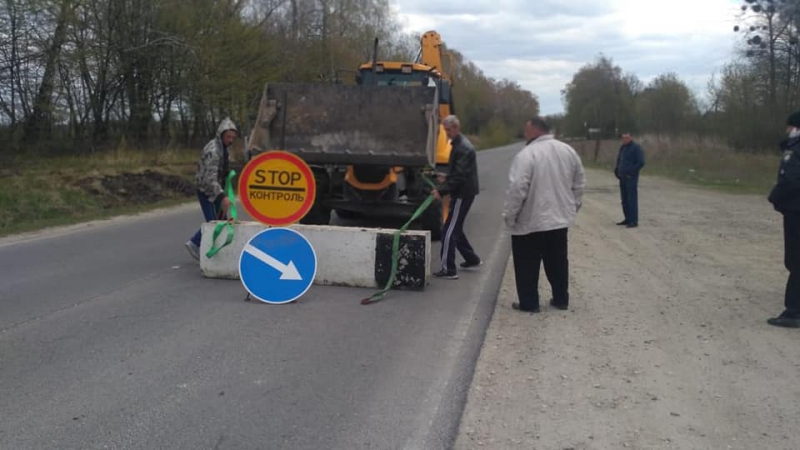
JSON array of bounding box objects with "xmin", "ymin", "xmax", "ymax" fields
[
  {"xmin": 0, "ymin": 0, "xmax": 538, "ymax": 156},
  {"xmin": 556, "ymin": 0, "xmax": 800, "ymax": 151}
]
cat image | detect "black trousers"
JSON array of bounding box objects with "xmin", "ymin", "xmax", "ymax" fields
[
  {"xmin": 511, "ymin": 228, "xmax": 569, "ymax": 310},
  {"xmin": 783, "ymin": 213, "xmax": 800, "ymax": 317},
  {"xmin": 440, "ymin": 196, "xmax": 480, "ymax": 274}
]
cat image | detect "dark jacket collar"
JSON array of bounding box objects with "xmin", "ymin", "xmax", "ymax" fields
[{"xmin": 780, "ymin": 136, "xmax": 800, "ymax": 151}]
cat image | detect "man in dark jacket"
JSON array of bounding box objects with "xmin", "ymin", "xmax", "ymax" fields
[
  {"xmin": 432, "ymin": 115, "xmax": 481, "ymax": 279},
  {"xmin": 614, "ymin": 133, "xmax": 645, "ymax": 228},
  {"xmin": 767, "ymin": 110, "xmax": 800, "ymax": 328}
]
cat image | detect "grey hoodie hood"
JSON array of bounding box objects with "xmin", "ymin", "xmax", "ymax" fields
[
  {"xmin": 196, "ymin": 118, "xmax": 237, "ymax": 201},
  {"xmin": 217, "ymin": 117, "xmax": 237, "ymax": 139}
]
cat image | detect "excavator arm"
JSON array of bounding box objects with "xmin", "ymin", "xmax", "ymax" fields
[{"xmin": 419, "ymin": 31, "xmax": 452, "ymax": 84}]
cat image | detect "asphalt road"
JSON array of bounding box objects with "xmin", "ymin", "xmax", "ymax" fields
[{"xmin": 0, "ymin": 143, "xmax": 520, "ymax": 450}]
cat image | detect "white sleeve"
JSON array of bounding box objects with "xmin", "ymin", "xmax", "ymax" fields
[
  {"xmin": 503, "ymin": 151, "xmax": 533, "ymax": 228},
  {"xmin": 572, "ymin": 152, "xmax": 586, "ymax": 211}
]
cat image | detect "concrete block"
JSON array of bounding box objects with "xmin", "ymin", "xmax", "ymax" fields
[
  {"xmin": 199, "ymin": 221, "xmax": 431, "ymax": 289},
  {"xmin": 375, "ymin": 233, "xmax": 428, "ymax": 291}
]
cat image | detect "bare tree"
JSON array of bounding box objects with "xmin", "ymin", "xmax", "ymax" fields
[{"xmin": 23, "ymin": 0, "xmax": 76, "ymax": 144}]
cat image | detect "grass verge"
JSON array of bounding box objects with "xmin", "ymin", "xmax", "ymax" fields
[
  {"xmin": 2, "ymin": 135, "xmax": 780, "ymax": 238},
  {"xmin": 1, "ymin": 148, "xmax": 200, "ymax": 237},
  {"xmin": 571, "ymin": 135, "xmax": 777, "ymax": 195}
]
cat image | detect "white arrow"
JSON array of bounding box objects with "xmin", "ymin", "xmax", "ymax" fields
[{"xmin": 243, "ymin": 244, "xmax": 303, "ymax": 281}]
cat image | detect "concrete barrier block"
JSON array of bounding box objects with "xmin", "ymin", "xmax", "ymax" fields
[
  {"xmin": 200, "ymin": 221, "xmax": 431, "ymax": 289},
  {"xmin": 375, "ymin": 233, "xmax": 428, "ymax": 291}
]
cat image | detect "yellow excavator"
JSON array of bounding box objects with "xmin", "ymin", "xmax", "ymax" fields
[{"xmin": 245, "ymin": 30, "xmax": 455, "ymax": 240}]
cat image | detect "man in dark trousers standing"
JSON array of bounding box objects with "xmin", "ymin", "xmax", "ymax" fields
[
  {"xmin": 503, "ymin": 117, "xmax": 585, "ymax": 312},
  {"xmin": 614, "ymin": 133, "xmax": 645, "ymax": 228},
  {"xmin": 432, "ymin": 115, "xmax": 481, "ymax": 280},
  {"xmin": 767, "ymin": 110, "xmax": 800, "ymax": 328}
]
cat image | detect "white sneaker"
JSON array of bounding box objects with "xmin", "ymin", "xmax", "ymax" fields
[{"xmin": 185, "ymin": 241, "xmax": 200, "ymax": 260}]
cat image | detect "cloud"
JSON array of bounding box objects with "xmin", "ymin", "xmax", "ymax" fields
[
  {"xmin": 395, "ymin": 0, "xmax": 741, "ymax": 114},
  {"xmin": 395, "ymin": 0, "xmax": 613, "ymax": 18}
]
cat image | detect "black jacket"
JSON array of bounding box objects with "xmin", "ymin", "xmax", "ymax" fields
[
  {"xmin": 439, "ymin": 134, "xmax": 479, "ymax": 198},
  {"xmin": 769, "ymin": 136, "xmax": 800, "ymax": 213},
  {"xmin": 615, "ymin": 141, "xmax": 645, "ymax": 179}
]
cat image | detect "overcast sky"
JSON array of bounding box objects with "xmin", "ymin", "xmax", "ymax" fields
[{"xmin": 393, "ymin": 0, "xmax": 742, "ymax": 115}]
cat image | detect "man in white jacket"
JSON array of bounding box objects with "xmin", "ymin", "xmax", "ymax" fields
[{"xmin": 503, "ymin": 117, "xmax": 586, "ymax": 312}]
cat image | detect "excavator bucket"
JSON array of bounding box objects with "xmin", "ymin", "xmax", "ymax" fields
[{"xmin": 246, "ymin": 83, "xmax": 439, "ymax": 167}]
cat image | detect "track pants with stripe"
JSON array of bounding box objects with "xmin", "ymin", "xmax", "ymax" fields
[{"xmin": 440, "ymin": 196, "xmax": 480, "ymax": 274}]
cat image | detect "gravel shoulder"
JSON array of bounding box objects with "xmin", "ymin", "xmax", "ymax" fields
[{"xmin": 454, "ymin": 168, "xmax": 800, "ymax": 450}]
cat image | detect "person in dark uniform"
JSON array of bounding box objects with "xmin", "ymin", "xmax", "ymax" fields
[
  {"xmin": 767, "ymin": 110, "xmax": 800, "ymax": 328},
  {"xmin": 432, "ymin": 115, "xmax": 481, "ymax": 279},
  {"xmin": 614, "ymin": 133, "xmax": 645, "ymax": 228}
]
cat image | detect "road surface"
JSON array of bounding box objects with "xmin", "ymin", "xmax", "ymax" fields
[{"xmin": 0, "ymin": 143, "xmax": 520, "ymax": 450}]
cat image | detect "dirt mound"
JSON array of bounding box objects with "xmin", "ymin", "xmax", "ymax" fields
[{"xmin": 77, "ymin": 170, "xmax": 195, "ymax": 208}]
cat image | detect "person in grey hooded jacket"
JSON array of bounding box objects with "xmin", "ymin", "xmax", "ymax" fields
[{"xmin": 185, "ymin": 118, "xmax": 238, "ymax": 260}]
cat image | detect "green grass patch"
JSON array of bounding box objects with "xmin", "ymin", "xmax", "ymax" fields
[
  {"xmin": 575, "ymin": 136, "xmax": 778, "ymax": 195},
  {"xmin": 584, "ymin": 160, "xmax": 775, "ymax": 195},
  {"xmin": 9, "ymin": 147, "xmax": 199, "ymax": 172},
  {"xmin": 3, "ymin": 136, "xmax": 779, "ymax": 238},
  {"xmin": 1, "ymin": 148, "xmax": 199, "ymax": 237}
]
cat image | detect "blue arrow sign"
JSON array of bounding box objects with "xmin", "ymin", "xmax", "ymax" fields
[{"xmin": 239, "ymin": 228, "xmax": 317, "ymax": 304}]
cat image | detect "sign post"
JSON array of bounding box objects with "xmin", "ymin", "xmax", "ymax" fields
[
  {"xmin": 238, "ymin": 151, "xmax": 316, "ymax": 226},
  {"xmin": 239, "ymin": 228, "xmax": 317, "ymax": 304}
]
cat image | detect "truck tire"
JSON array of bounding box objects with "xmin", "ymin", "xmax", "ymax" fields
[
  {"xmin": 421, "ymin": 198, "xmax": 443, "ymax": 241},
  {"xmin": 335, "ymin": 209, "xmax": 362, "ymax": 220},
  {"xmin": 300, "ymin": 202, "xmax": 331, "ymax": 225},
  {"xmin": 300, "ymin": 168, "xmax": 331, "ymax": 225}
]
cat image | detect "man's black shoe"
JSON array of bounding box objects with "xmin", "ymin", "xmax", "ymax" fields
[
  {"xmin": 616, "ymin": 221, "xmax": 628, "ymax": 226},
  {"xmin": 767, "ymin": 315, "xmax": 800, "ymax": 328},
  {"xmin": 460, "ymin": 259, "xmax": 483, "ymax": 269},
  {"xmin": 512, "ymin": 302, "xmax": 540, "ymax": 313},
  {"xmin": 433, "ymin": 270, "xmax": 459, "ymax": 280},
  {"xmin": 549, "ymin": 299, "xmax": 568, "ymax": 310},
  {"xmin": 626, "ymin": 223, "xmax": 638, "ymax": 228}
]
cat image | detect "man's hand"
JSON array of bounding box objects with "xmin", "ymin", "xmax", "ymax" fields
[
  {"xmin": 221, "ymin": 196, "xmax": 232, "ymax": 216},
  {"xmin": 432, "ymin": 189, "xmax": 441, "ymax": 201}
]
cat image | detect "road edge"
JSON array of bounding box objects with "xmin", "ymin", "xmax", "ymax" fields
[
  {"xmin": 0, "ymin": 201, "xmax": 197, "ymax": 248},
  {"xmin": 403, "ymin": 230, "xmax": 512, "ymax": 450}
]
